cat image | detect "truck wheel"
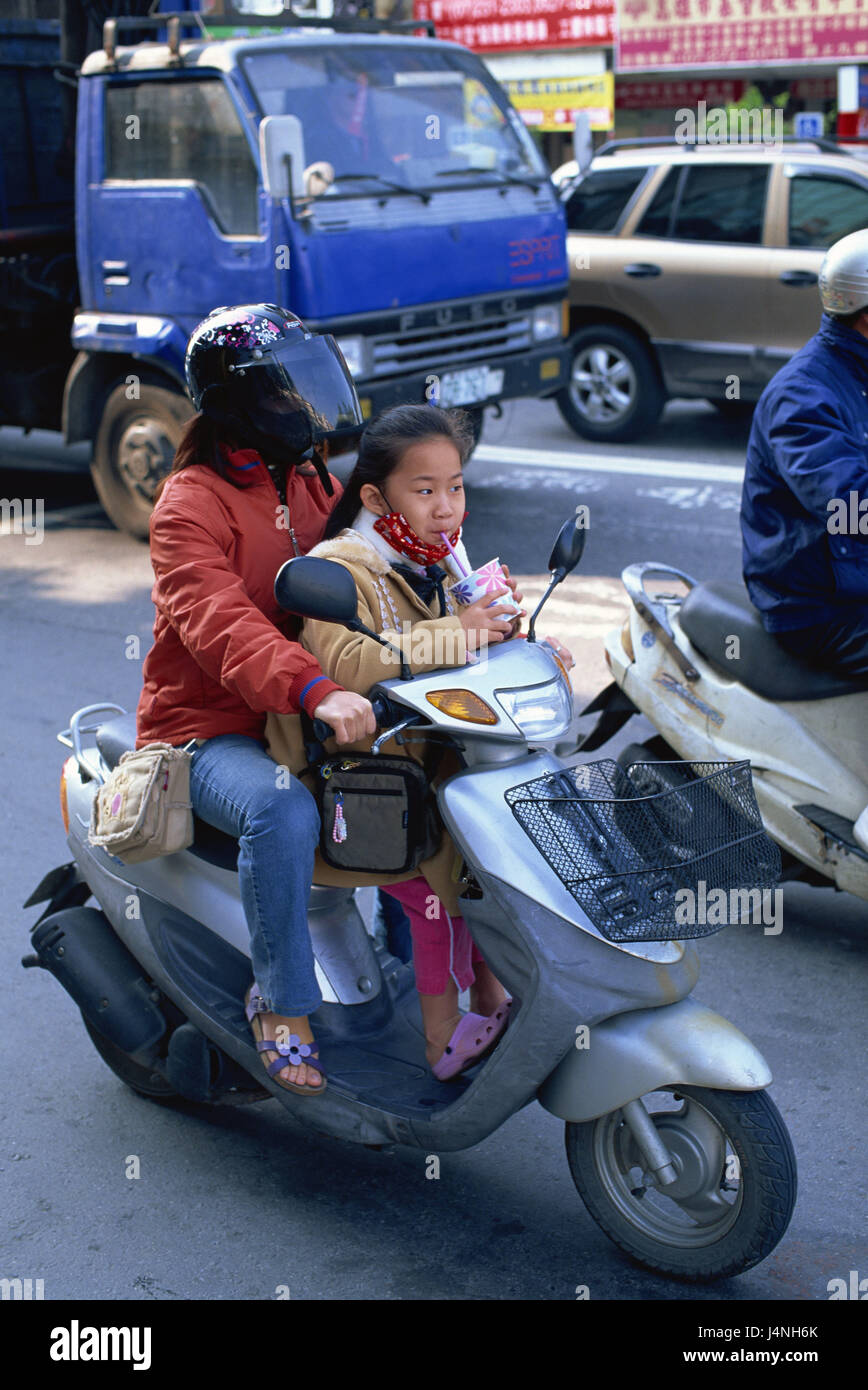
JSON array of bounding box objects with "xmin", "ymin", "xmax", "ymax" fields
[
  {"xmin": 91, "ymin": 381, "xmax": 193, "ymax": 540},
  {"xmin": 556, "ymin": 326, "xmax": 664, "ymax": 443}
]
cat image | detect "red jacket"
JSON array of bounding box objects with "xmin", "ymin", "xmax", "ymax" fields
[{"xmin": 136, "ymin": 448, "xmax": 344, "ymax": 747}]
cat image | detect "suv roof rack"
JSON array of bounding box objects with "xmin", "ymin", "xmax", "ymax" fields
[
  {"xmin": 594, "ymin": 135, "xmax": 845, "ymax": 157},
  {"xmin": 102, "ymin": 8, "xmax": 435, "ymax": 60}
]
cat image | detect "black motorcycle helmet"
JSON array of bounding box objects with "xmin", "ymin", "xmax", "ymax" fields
[{"xmin": 184, "ymin": 304, "xmax": 364, "ymax": 496}]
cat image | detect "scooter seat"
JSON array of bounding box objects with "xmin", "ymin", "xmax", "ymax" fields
[
  {"xmin": 95, "ymin": 715, "xmax": 240, "ymax": 870},
  {"xmin": 679, "ymin": 582, "xmax": 868, "ymax": 702},
  {"xmin": 96, "ymin": 713, "xmax": 138, "ymax": 770}
]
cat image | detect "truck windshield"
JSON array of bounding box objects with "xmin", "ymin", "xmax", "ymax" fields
[{"xmin": 243, "ymin": 44, "xmax": 546, "ymax": 196}]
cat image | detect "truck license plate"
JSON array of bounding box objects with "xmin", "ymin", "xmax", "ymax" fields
[{"xmin": 437, "ymin": 366, "xmax": 504, "ymax": 408}]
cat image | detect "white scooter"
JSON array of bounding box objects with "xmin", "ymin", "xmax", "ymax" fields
[
  {"xmin": 584, "ymin": 562, "xmax": 868, "ymax": 902},
  {"xmin": 22, "ymin": 525, "xmax": 797, "ymax": 1281}
]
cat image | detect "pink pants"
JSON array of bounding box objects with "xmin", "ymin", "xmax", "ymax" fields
[{"xmin": 380, "ymin": 877, "xmax": 484, "ymax": 995}]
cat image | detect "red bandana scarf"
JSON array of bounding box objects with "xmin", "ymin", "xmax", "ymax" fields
[{"xmin": 373, "ymin": 510, "xmax": 467, "ymax": 566}]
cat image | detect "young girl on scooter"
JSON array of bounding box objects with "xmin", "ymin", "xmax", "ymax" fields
[{"xmin": 265, "ymin": 403, "xmax": 574, "ymax": 1078}]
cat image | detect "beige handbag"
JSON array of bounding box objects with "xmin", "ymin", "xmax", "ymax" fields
[{"xmin": 88, "ymin": 742, "xmax": 194, "ymax": 864}]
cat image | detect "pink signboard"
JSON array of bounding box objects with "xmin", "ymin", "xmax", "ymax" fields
[
  {"xmin": 617, "ymin": 0, "xmax": 868, "ymax": 70},
  {"xmin": 414, "ymin": 0, "xmax": 615, "ymax": 53}
]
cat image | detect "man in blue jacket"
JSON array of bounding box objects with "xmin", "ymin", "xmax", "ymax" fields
[{"xmin": 741, "ymin": 229, "xmax": 868, "ymax": 676}]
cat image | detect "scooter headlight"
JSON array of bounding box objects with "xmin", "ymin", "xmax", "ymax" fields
[{"xmin": 495, "ymin": 673, "xmax": 573, "ymax": 740}]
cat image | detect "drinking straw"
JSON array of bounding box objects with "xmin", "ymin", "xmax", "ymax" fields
[{"xmin": 440, "ymin": 531, "xmax": 469, "ymax": 576}]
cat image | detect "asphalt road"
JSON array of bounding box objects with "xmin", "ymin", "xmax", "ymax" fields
[{"xmin": 2, "ymin": 400, "xmax": 865, "ymax": 1303}]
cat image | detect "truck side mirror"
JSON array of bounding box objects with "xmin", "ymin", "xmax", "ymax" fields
[
  {"xmin": 259, "ymin": 115, "xmax": 306, "ymax": 201},
  {"xmin": 571, "ymin": 112, "xmax": 593, "ymax": 175}
]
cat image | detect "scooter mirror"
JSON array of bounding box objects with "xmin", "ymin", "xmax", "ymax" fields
[
  {"xmin": 548, "ymin": 514, "xmax": 587, "ymax": 578},
  {"xmin": 274, "ymin": 556, "xmax": 359, "ymax": 625}
]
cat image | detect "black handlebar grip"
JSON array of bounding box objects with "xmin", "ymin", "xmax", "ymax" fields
[{"xmin": 312, "ymin": 696, "xmax": 391, "ymax": 744}]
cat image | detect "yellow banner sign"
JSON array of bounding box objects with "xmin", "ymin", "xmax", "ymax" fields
[{"xmin": 505, "ymin": 73, "xmax": 615, "ymax": 132}]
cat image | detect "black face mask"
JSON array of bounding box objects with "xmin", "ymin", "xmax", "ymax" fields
[{"xmin": 202, "ymin": 392, "xmax": 334, "ymax": 496}]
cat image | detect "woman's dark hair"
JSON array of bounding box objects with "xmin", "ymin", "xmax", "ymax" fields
[
  {"xmin": 154, "ymin": 412, "xmax": 235, "ymax": 503},
  {"xmin": 324, "ymin": 403, "xmax": 475, "ymax": 539},
  {"xmin": 154, "ymin": 411, "xmax": 329, "ymax": 503}
]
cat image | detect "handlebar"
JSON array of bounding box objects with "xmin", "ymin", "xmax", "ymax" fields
[{"xmin": 311, "ymin": 694, "xmax": 395, "ymax": 744}]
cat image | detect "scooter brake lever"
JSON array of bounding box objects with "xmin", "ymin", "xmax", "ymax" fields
[{"xmin": 371, "ymin": 718, "xmax": 416, "ymax": 756}]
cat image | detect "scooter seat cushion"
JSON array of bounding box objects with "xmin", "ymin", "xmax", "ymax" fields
[
  {"xmin": 679, "ymin": 583, "xmax": 868, "ymax": 701},
  {"xmin": 96, "ymin": 714, "xmax": 138, "ymax": 771}
]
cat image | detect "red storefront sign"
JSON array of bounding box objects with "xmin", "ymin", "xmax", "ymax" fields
[
  {"xmin": 413, "ymin": 0, "xmax": 615, "ymax": 52},
  {"xmin": 617, "ymin": 0, "xmax": 868, "ymax": 70},
  {"xmin": 616, "ymin": 78, "xmax": 746, "ymax": 107},
  {"xmin": 615, "ymin": 75, "xmax": 836, "ymax": 108}
]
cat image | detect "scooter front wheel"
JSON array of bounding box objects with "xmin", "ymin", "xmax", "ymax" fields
[{"xmin": 565, "ymin": 1085, "xmax": 796, "ymax": 1280}]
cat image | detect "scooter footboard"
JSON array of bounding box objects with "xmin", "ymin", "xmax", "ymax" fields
[{"xmin": 537, "ymin": 997, "xmax": 773, "ymax": 1122}]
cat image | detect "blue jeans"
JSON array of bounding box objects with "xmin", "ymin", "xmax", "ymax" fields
[{"xmin": 188, "ymin": 733, "xmax": 322, "ymax": 1015}]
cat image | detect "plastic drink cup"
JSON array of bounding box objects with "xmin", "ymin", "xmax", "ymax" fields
[{"xmin": 449, "ymin": 556, "xmax": 522, "ymax": 616}]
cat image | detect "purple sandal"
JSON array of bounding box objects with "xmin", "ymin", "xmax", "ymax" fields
[
  {"xmin": 245, "ymin": 984, "xmax": 327, "ymax": 1096},
  {"xmin": 432, "ymin": 1010, "xmax": 508, "ymax": 1082}
]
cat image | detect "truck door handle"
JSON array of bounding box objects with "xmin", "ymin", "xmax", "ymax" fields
[
  {"xmin": 624, "ymin": 263, "xmax": 662, "ymax": 277},
  {"xmin": 779, "ymin": 269, "xmax": 818, "ymax": 286},
  {"xmin": 101, "ymin": 260, "xmax": 130, "ymax": 287}
]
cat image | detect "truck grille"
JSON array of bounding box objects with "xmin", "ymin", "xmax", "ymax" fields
[{"xmin": 369, "ymin": 309, "xmax": 532, "ymax": 378}]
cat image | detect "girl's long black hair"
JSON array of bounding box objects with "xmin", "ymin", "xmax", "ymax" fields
[{"xmin": 323, "ymin": 404, "xmax": 475, "ymax": 540}]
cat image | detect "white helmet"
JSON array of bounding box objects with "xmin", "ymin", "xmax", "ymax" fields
[{"xmin": 819, "ymin": 229, "xmax": 868, "ymax": 316}]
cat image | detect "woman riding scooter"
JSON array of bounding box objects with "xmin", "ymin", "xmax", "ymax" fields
[{"xmin": 135, "ymin": 303, "xmax": 374, "ymax": 1096}]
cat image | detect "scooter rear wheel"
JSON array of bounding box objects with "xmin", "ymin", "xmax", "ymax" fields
[
  {"xmin": 82, "ymin": 1016, "xmax": 181, "ymax": 1104},
  {"xmin": 565, "ymin": 1084, "xmax": 797, "ymax": 1280}
]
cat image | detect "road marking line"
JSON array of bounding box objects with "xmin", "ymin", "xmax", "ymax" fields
[
  {"xmin": 475, "ymin": 443, "xmax": 744, "ymax": 485},
  {"xmin": 41, "ymin": 503, "xmax": 107, "ymax": 527}
]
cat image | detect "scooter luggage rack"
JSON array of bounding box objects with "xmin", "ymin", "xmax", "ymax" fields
[{"xmin": 505, "ymin": 759, "xmax": 780, "ymax": 943}]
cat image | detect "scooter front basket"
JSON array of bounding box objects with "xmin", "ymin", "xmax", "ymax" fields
[{"xmin": 505, "ymin": 759, "xmax": 780, "ymax": 943}]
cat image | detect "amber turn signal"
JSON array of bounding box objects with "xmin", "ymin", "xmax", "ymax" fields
[{"xmin": 426, "ymin": 690, "xmax": 499, "ymax": 724}]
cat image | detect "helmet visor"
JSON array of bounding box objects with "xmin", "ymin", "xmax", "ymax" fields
[{"xmin": 230, "ymin": 333, "xmax": 364, "ymax": 443}]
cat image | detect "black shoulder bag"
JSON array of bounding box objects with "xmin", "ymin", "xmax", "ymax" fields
[{"xmin": 301, "ymin": 712, "xmax": 442, "ymax": 873}]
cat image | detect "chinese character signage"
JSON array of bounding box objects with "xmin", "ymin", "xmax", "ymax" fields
[
  {"xmin": 414, "ymin": 0, "xmax": 615, "ymax": 52},
  {"xmin": 505, "ymin": 72, "xmax": 615, "ymax": 129},
  {"xmin": 617, "ymin": 0, "xmax": 868, "ymax": 70}
]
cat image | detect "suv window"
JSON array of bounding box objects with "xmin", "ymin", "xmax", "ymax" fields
[
  {"xmin": 564, "ymin": 167, "xmax": 646, "ymax": 232},
  {"xmin": 788, "ymin": 172, "xmax": 868, "ymax": 248},
  {"xmin": 636, "ymin": 166, "xmax": 679, "ymax": 237},
  {"xmin": 104, "ymin": 79, "xmax": 259, "ymax": 236},
  {"xmin": 671, "ymin": 164, "xmax": 768, "ymax": 244}
]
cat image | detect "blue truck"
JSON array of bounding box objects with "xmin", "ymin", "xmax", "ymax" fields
[{"xmin": 0, "ymin": 5, "xmax": 570, "ymax": 537}]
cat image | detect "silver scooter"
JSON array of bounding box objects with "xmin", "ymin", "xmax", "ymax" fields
[{"xmin": 23, "ymin": 519, "xmax": 796, "ymax": 1281}]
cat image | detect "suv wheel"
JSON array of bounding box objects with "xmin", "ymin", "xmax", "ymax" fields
[{"xmin": 556, "ymin": 325, "xmax": 665, "ymax": 443}]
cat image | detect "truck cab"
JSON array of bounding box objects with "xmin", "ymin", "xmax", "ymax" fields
[{"xmin": 55, "ymin": 13, "xmax": 570, "ymax": 535}]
